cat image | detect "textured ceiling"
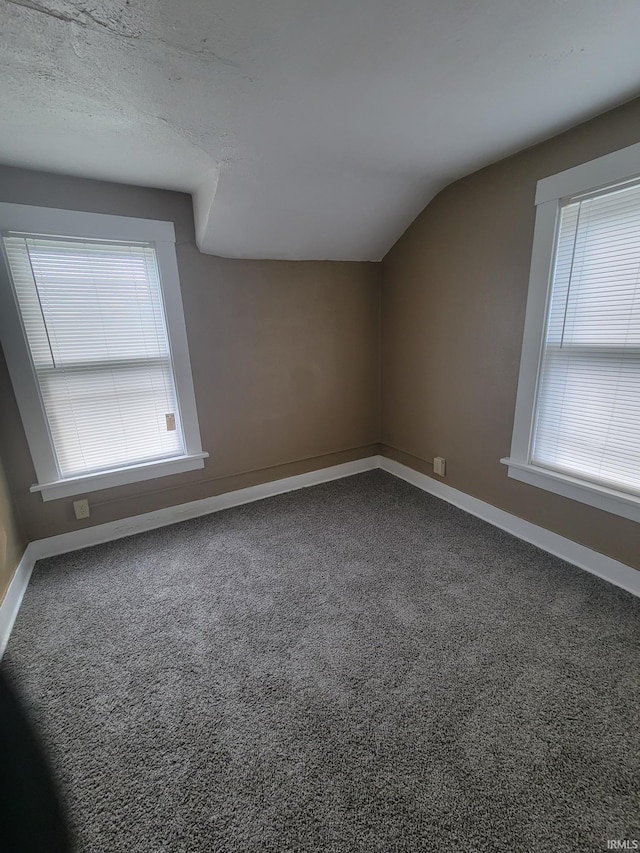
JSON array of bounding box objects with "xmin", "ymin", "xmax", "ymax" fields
[{"xmin": 1, "ymin": 0, "xmax": 640, "ymax": 260}]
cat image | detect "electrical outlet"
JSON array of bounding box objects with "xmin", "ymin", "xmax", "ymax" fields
[
  {"xmin": 73, "ymin": 499, "xmax": 90, "ymax": 520},
  {"xmin": 433, "ymin": 456, "xmax": 446, "ymax": 477}
]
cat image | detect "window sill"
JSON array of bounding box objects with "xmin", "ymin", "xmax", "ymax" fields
[
  {"xmin": 31, "ymin": 452, "xmax": 209, "ymax": 502},
  {"xmin": 500, "ymin": 457, "xmax": 640, "ymax": 523}
]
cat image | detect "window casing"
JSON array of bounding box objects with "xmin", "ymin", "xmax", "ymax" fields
[
  {"xmin": 502, "ymin": 141, "xmax": 640, "ymax": 522},
  {"xmin": 0, "ymin": 204, "xmax": 207, "ymax": 501}
]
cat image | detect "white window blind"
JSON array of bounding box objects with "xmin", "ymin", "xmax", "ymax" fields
[
  {"xmin": 531, "ymin": 180, "xmax": 640, "ymax": 495},
  {"xmin": 3, "ymin": 234, "xmax": 185, "ymax": 479}
]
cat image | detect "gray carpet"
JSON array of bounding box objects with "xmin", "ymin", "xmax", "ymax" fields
[{"xmin": 4, "ymin": 470, "xmax": 640, "ymax": 852}]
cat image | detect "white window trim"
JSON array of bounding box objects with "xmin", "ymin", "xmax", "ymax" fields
[
  {"xmin": 501, "ymin": 141, "xmax": 640, "ymax": 523},
  {"xmin": 0, "ymin": 203, "xmax": 208, "ymax": 501}
]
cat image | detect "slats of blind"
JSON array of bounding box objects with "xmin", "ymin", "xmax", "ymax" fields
[
  {"xmin": 3, "ymin": 235, "xmax": 184, "ymax": 478},
  {"xmin": 531, "ymin": 181, "xmax": 640, "ymax": 494}
]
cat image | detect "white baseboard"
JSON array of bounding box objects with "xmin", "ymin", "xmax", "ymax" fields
[
  {"xmin": 3, "ymin": 451, "xmax": 638, "ymax": 658},
  {"xmin": 28, "ymin": 455, "xmax": 381, "ymax": 561},
  {"xmin": 0, "ymin": 543, "xmax": 37, "ymax": 659},
  {"xmin": 379, "ymin": 456, "xmax": 640, "ymax": 599}
]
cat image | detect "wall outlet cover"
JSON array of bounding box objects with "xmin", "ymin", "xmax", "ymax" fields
[{"xmin": 73, "ymin": 499, "xmax": 90, "ymax": 520}]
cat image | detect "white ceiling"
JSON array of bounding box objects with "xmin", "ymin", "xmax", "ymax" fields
[{"xmin": 1, "ymin": 0, "xmax": 640, "ymax": 260}]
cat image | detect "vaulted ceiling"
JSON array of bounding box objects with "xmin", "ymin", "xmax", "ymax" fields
[{"xmin": 2, "ymin": 0, "xmax": 640, "ymax": 259}]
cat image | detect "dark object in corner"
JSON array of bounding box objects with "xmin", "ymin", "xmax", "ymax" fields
[{"xmin": 0, "ymin": 668, "xmax": 71, "ymax": 852}]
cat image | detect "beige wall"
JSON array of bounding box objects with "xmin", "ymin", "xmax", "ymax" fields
[
  {"xmin": 0, "ymin": 446, "xmax": 25, "ymax": 603},
  {"xmin": 2, "ymin": 97, "xmax": 639, "ymax": 573},
  {"xmin": 381, "ymin": 96, "xmax": 640, "ymax": 571},
  {"xmin": 0, "ymin": 166, "xmax": 380, "ymax": 542}
]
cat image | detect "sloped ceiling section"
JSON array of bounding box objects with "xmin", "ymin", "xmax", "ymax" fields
[{"xmin": 1, "ymin": 0, "xmax": 640, "ymax": 260}]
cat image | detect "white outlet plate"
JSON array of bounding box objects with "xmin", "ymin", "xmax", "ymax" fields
[
  {"xmin": 434, "ymin": 457, "xmax": 446, "ymax": 477},
  {"xmin": 73, "ymin": 499, "xmax": 90, "ymax": 520}
]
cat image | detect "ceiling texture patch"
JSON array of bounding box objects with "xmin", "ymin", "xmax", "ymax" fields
[{"xmin": 1, "ymin": 0, "xmax": 640, "ymax": 260}]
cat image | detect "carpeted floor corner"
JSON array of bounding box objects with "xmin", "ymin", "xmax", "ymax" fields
[{"xmin": 4, "ymin": 470, "xmax": 640, "ymax": 852}]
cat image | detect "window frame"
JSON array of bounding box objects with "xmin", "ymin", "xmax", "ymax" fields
[
  {"xmin": 501, "ymin": 141, "xmax": 640, "ymax": 523},
  {"xmin": 0, "ymin": 203, "xmax": 208, "ymax": 501}
]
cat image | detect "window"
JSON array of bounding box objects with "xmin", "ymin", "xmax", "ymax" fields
[
  {"xmin": 0, "ymin": 204, "xmax": 207, "ymax": 501},
  {"xmin": 502, "ymin": 142, "xmax": 640, "ymax": 522}
]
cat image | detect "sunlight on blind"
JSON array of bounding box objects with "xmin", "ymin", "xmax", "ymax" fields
[
  {"xmin": 531, "ymin": 180, "xmax": 640, "ymax": 494},
  {"xmin": 3, "ymin": 235, "xmax": 184, "ymax": 478}
]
